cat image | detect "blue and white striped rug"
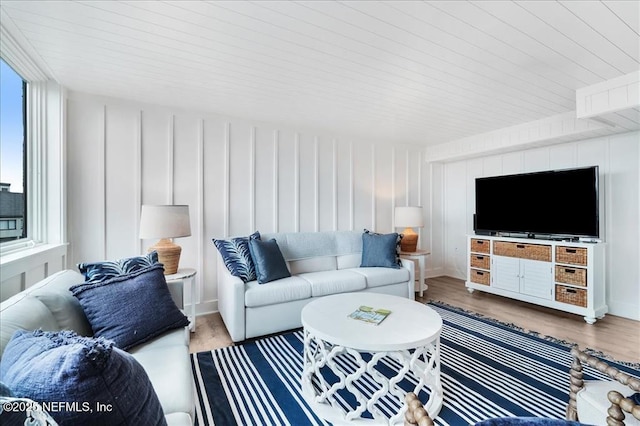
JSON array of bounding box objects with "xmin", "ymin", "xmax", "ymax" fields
[{"xmin": 191, "ymin": 302, "xmax": 639, "ymax": 426}]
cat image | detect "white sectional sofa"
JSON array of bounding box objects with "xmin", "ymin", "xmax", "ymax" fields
[
  {"xmin": 0, "ymin": 270, "xmax": 194, "ymax": 426},
  {"xmin": 217, "ymin": 230, "xmax": 415, "ymax": 342}
]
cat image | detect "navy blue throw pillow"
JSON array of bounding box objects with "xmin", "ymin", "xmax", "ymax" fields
[
  {"xmin": 248, "ymin": 238, "xmax": 291, "ymax": 284},
  {"xmin": 78, "ymin": 251, "xmax": 160, "ymax": 282},
  {"xmin": 213, "ymin": 231, "xmax": 261, "ymax": 282},
  {"xmin": 629, "ymin": 392, "xmax": 640, "ymax": 405},
  {"xmin": 361, "ymin": 230, "xmax": 402, "ymax": 269},
  {"xmin": 0, "ymin": 330, "xmax": 166, "ymax": 426},
  {"xmin": 71, "ymin": 264, "xmax": 189, "ymax": 350}
]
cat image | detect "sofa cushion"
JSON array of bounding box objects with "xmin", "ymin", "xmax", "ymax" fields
[
  {"xmin": 34, "ymin": 292, "xmax": 93, "ymax": 337},
  {"xmin": 249, "ymin": 238, "xmax": 291, "ymax": 284},
  {"xmin": 213, "ymin": 231, "xmax": 260, "ymax": 283},
  {"xmin": 0, "ymin": 296, "xmax": 58, "ymax": 358},
  {"xmin": 337, "ymin": 253, "xmax": 361, "ymax": 270},
  {"xmin": 577, "ymin": 380, "xmax": 640, "ymax": 426},
  {"xmin": 0, "ymin": 330, "xmax": 166, "ymax": 425},
  {"xmin": 71, "ymin": 265, "xmax": 189, "ymax": 350},
  {"xmin": 245, "ymin": 276, "xmax": 311, "ymax": 308},
  {"xmin": 127, "ymin": 327, "xmax": 189, "ymax": 354},
  {"xmin": 349, "ymin": 267, "xmax": 410, "ymax": 288},
  {"xmin": 299, "ymin": 270, "xmax": 366, "ymax": 297},
  {"xmin": 289, "ymin": 255, "xmax": 337, "ymax": 275},
  {"xmin": 361, "ymin": 230, "xmax": 402, "ymax": 269},
  {"xmin": 131, "ymin": 345, "xmax": 193, "ymax": 417},
  {"xmin": 78, "ymin": 251, "xmax": 160, "ymax": 282},
  {"xmin": 262, "ymin": 230, "xmax": 362, "ymax": 260}
]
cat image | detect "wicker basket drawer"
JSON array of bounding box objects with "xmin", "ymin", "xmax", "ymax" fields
[
  {"xmin": 493, "ymin": 241, "xmax": 551, "ymax": 262},
  {"xmin": 471, "ymin": 238, "xmax": 490, "ymax": 254},
  {"xmin": 555, "ymin": 265, "xmax": 587, "ymax": 287},
  {"xmin": 470, "ymin": 254, "xmax": 490, "ymax": 269},
  {"xmin": 555, "ymin": 285, "xmax": 587, "ymax": 307},
  {"xmin": 556, "ymin": 246, "xmax": 587, "ymax": 266},
  {"xmin": 470, "ymin": 268, "xmax": 490, "ymax": 285}
]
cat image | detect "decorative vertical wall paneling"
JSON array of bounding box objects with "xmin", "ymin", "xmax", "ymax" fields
[
  {"xmin": 332, "ymin": 138, "xmax": 338, "ymax": 231},
  {"xmin": 371, "ymin": 145, "xmax": 376, "ymax": 230},
  {"xmin": 223, "ymin": 121, "xmax": 230, "ymax": 237},
  {"xmin": 349, "ymin": 141, "xmax": 354, "ymax": 231},
  {"xmin": 101, "ymin": 104, "xmax": 107, "ymax": 259},
  {"xmin": 135, "ymin": 110, "xmax": 142, "ymax": 254},
  {"xmin": 405, "ymin": 150, "xmax": 411, "ymax": 205},
  {"xmin": 418, "ymin": 150, "xmax": 423, "ymax": 250},
  {"xmin": 196, "ymin": 118, "xmax": 205, "ymax": 305},
  {"xmin": 314, "ymin": 136, "xmax": 319, "ymax": 232},
  {"xmin": 391, "ymin": 147, "xmax": 396, "ymax": 231},
  {"xmin": 168, "ymin": 115, "xmax": 175, "ymax": 204},
  {"xmin": 294, "ymin": 133, "xmax": 300, "ymax": 232},
  {"xmin": 273, "ymin": 129, "xmax": 279, "ymax": 233},
  {"xmin": 249, "ymin": 126, "xmax": 256, "ymax": 232}
]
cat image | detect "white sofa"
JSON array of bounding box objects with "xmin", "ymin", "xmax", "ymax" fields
[
  {"xmin": 0, "ymin": 270, "xmax": 194, "ymax": 426},
  {"xmin": 217, "ymin": 230, "xmax": 415, "ymax": 342}
]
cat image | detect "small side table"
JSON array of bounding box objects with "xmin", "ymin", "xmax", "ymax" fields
[
  {"xmin": 399, "ymin": 250, "xmax": 430, "ymax": 297},
  {"xmin": 165, "ymin": 268, "xmax": 197, "ymax": 333}
]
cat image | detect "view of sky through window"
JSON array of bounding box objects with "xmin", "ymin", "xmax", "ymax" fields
[{"xmin": 0, "ymin": 58, "xmax": 25, "ymax": 194}]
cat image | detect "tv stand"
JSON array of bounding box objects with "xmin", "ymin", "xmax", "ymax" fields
[{"xmin": 466, "ymin": 235, "xmax": 607, "ymax": 324}]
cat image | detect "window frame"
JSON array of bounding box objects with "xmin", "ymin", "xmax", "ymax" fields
[{"xmin": 0, "ymin": 38, "xmax": 57, "ymax": 255}]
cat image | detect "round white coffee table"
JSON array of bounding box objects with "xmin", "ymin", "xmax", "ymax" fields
[{"xmin": 301, "ymin": 292, "xmax": 443, "ymax": 425}]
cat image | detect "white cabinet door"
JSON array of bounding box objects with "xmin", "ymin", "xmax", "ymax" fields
[
  {"xmin": 492, "ymin": 256, "xmax": 520, "ymax": 292},
  {"xmin": 520, "ymin": 260, "xmax": 553, "ymax": 300}
]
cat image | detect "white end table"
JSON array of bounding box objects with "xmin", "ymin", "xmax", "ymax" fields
[
  {"xmin": 399, "ymin": 249, "xmax": 430, "ymax": 297},
  {"xmin": 301, "ymin": 292, "xmax": 443, "ymax": 425},
  {"xmin": 165, "ymin": 268, "xmax": 196, "ymax": 333}
]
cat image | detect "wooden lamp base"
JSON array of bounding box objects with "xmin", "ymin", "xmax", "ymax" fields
[
  {"xmin": 148, "ymin": 238, "xmax": 182, "ymax": 275},
  {"xmin": 400, "ymin": 228, "xmax": 419, "ymax": 252}
]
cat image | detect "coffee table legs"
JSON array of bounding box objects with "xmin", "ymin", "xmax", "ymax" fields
[{"xmin": 301, "ymin": 329, "xmax": 443, "ymax": 425}]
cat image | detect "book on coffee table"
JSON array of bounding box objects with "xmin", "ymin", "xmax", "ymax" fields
[{"xmin": 348, "ymin": 305, "xmax": 391, "ymax": 325}]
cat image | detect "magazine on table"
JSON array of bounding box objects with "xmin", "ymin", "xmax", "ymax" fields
[{"xmin": 348, "ymin": 305, "xmax": 391, "ymax": 325}]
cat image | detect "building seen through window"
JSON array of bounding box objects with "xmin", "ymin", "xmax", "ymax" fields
[{"xmin": 0, "ymin": 58, "xmax": 27, "ymax": 243}]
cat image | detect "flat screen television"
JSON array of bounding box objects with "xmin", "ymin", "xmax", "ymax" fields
[{"xmin": 474, "ymin": 166, "xmax": 599, "ymax": 239}]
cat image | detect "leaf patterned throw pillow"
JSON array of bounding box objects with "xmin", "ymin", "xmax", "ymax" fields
[
  {"xmin": 78, "ymin": 251, "xmax": 160, "ymax": 283},
  {"xmin": 213, "ymin": 231, "xmax": 261, "ymax": 283}
]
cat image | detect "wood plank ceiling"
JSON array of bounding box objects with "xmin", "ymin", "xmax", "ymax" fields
[{"xmin": 0, "ymin": 1, "xmax": 638, "ymax": 146}]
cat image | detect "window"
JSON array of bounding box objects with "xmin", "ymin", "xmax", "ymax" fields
[{"xmin": 0, "ymin": 58, "xmax": 27, "ymax": 244}]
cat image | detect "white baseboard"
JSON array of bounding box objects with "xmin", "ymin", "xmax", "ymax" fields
[{"xmin": 187, "ymin": 300, "xmax": 218, "ymax": 317}]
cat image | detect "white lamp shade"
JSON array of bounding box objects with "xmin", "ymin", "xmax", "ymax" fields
[
  {"xmin": 139, "ymin": 205, "xmax": 191, "ymax": 239},
  {"xmin": 394, "ymin": 206, "xmax": 424, "ymax": 228}
]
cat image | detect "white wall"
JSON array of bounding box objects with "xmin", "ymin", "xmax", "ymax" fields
[
  {"xmin": 65, "ymin": 91, "xmax": 427, "ymax": 314},
  {"xmin": 430, "ymin": 131, "xmax": 640, "ymax": 320}
]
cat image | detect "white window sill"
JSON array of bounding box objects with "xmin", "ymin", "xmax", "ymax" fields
[{"xmin": 0, "ymin": 243, "xmax": 68, "ymax": 277}]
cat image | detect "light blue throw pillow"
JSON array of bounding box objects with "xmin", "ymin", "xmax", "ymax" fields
[
  {"xmin": 0, "ymin": 330, "xmax": 166, "ymax": 426},
  {"xmin": 360, "ymin": 230, "xmax": 402, "ymax": 269},
  {"xmin": 78, "ymin": 251, "xmax": 159, "ymax": 282},
  {"xmin": 71, "ymin": 264, "xmax": 189, "ymax": 350},
  {"xmin": 248, "ymin": 238, "xmax": 291, "ymax": 284},
  {"xmin": 213, "ymin": 231, "xmax": 260, "ymax": 282}
]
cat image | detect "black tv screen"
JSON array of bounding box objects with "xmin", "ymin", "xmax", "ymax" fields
[{"xmin": 474, "ymin": 166, "xmax": 599, "ymax": 239}]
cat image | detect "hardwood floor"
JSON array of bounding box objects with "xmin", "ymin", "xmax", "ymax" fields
[{"xmin": 190, "ymin": 276, "xmax": 640, "ymax": 364}]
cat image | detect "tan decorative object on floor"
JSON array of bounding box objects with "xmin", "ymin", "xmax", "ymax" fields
[
  {"xmin": 395, "ymin": 206, "xmax": 424, "ymax": 252},
  {"xmin": 404, "ymin": 392, "xmax": 434, "ymax": 426},
  {"xmin": 567, "ymin": 346, "xmax": 640, "ymax": 425},
  {"xmin": 139, "ymin": 205, "xmax": 191, "ymax": 275}
]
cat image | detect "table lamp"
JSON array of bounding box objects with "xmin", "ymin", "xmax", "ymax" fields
[
  {"xmin": 395, "ymin": 206, "xmax": 424, "ymax": 252},
  {"xmin": 139, "ymin": 205, "xmax": 191, "ymax": 275}
]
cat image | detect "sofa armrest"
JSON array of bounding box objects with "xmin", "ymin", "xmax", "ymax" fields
[
  {"xmin": 400, "ymin": 258, "xmax": 415, "ymax": 301},
  {"xmin": 216, "ymin": 253, "xmax": 247, "ymax": 342}
]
